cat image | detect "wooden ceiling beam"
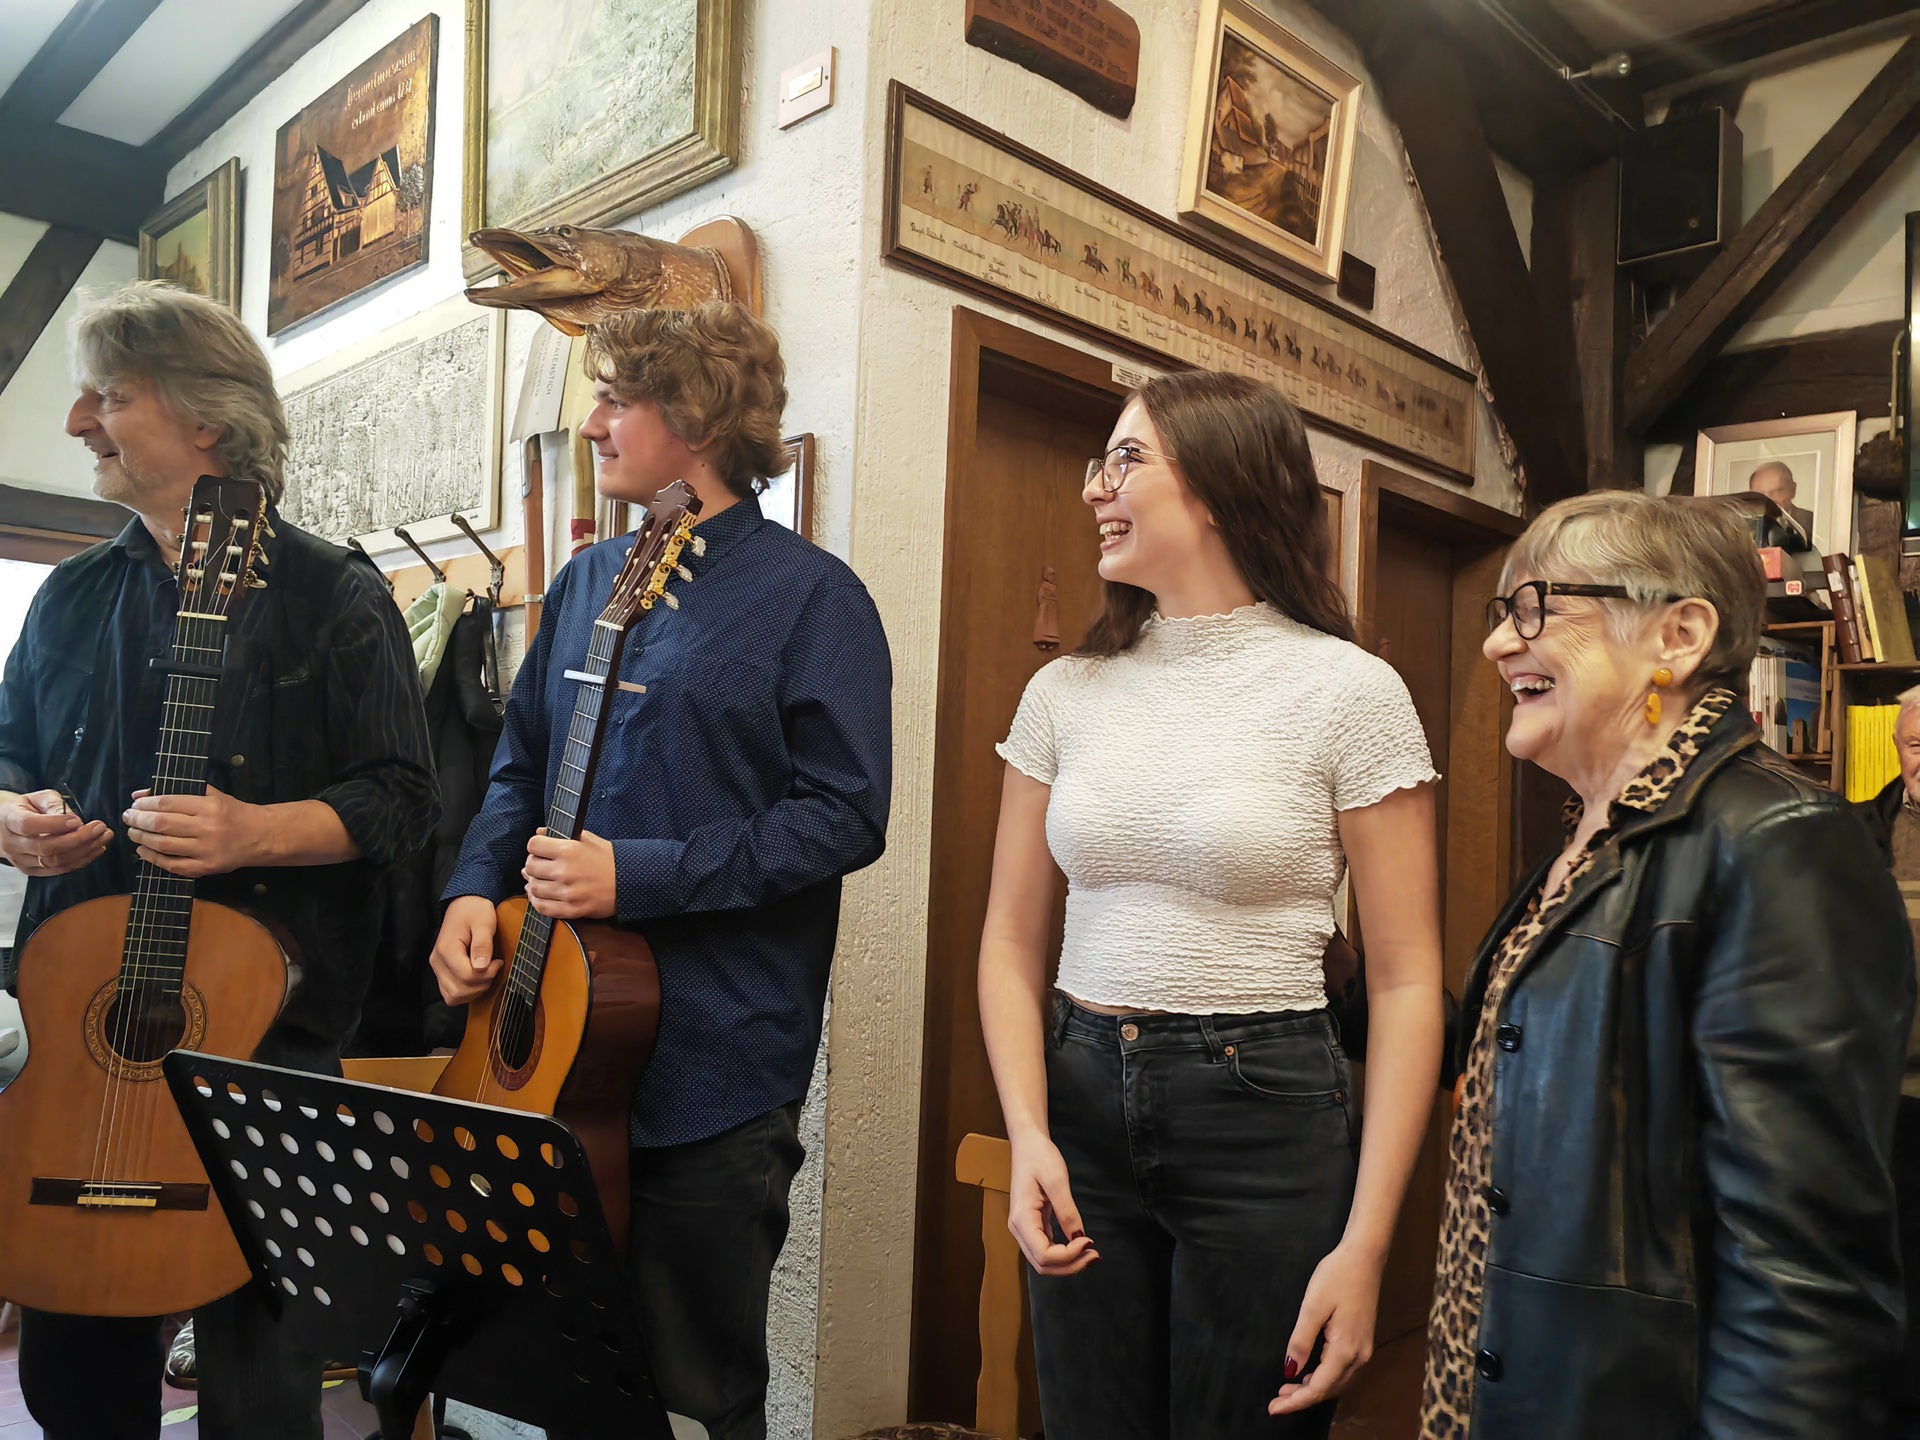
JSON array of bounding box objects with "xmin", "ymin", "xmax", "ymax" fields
[
  {"xmin": 0, "ymin": 226, "xmax": 104, "ymax": 397},
  {"xmin": 0, "ymin": 123, "xmax": 168, "ymax": 242},
  {"xmin": 1623, "ymin": 31, "xmax": 1920, "ymax": 434},
  {"xmin": 148, "ymin": 0, "xmax": 374, "ymax": 163},
  {"xmin": 1631, "ymin": 0, "xmax": 1916, "ymax": 94},
  {"xmin": 1368, "ymin": 16, "xmax": 1589, "ymax": 503},
  {"xmin": 0, "ymin": 0, "xmax": 163, "ymax": 124}
]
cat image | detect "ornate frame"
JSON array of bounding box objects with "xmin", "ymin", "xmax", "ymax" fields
[
  {"xmin": 1176, "ymin": 0, "xmax": 1362, "ymax": 283},
  {"xmin": 461, "ymin": 0, "xmax": 742, "ymax": 280},
  {"xmin": 137, "ymin": 158, "xmax": 241, "ymax": 311}
]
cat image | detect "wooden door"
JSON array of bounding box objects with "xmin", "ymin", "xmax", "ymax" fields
[
  {"xmin": 1334, "ymin": 463, "xmax": 1523, "ymax": 1433},
  {"xmin": 910, "ymin": 311, "xmax": 1129, "ymax": 1430}
]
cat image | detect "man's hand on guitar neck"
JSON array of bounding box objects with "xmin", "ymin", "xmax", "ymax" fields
[
  {"xmin": 123, "ymin": 787, "xmax": 360, "ymax": 877},
  {"xmin": 0, "ymin": 790, "xmax": 111, "ymax": 877},
  {"xmin": 430, "ymin": 896, "xmax": 503, "ymax": 1005},
  {"xmin": 522, "ymin": 827, "xmax": 618, "ymax": 921}
]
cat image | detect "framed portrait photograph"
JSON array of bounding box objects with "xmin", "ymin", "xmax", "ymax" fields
[
  {"xmin": 762, "ymin": 433, "xmax": 815, "ymax": 538},
  {"xmin": 268, "ymin": 17, "xmax": 437, "ymax": 335},
  {"xmin": 1177, "ymin": 0, "xmax": 1361, "ymax": 283},
  {"xmin": 138, "ymin": 158, "xmax": 240, "ymax": 310},
  {"xmin": 1695, "ymin": 411, "xmax": 1858, "ymax": 559},
  {"xmin": 462, "ymin": 0, "xmax": 742, "ymax": 281}
]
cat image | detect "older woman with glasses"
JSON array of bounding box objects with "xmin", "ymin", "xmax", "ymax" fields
[
  {"xmin": 980, "ymin": 370, "xmax": 1445, "ymax": 1439},
  {"xmin": 1422, "ymin": 491, "xmax": 1914, "ymax": 1440}
]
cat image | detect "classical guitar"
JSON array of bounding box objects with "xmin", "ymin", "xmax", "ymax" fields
[
  {"xmin": 0, "ymin": 478, "xmax": 290, "ymax": 1316},
  {"xmin": 433, "ymin": 481, "xmax": 700, "ymax": 1253}
]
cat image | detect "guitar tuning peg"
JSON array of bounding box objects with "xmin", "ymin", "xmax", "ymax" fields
[
  {"xmin": 245, "ymin": 573, "xmax": 267, "ymax": 589},
  {"xmin": 690, "ymin": 535, "xmax": 706, "ymax": 557},
  {"xmin": 661, "ymin": 591, "xmax": 680, "ymax": 610},
  {"xmin": 675, "ymin": 565, "xmax": 692, "ymax": 582}
]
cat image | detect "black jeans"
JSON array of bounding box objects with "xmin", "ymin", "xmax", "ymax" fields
[
  {"xmin": 17, "ymin": 1282, "xmax": 322, "ymax": 1440},
  {"xmin": 1030, "ymin": 996, "xmax": 1358, "ymax": 1440},
  {"xmin": 551, "ymin": 1100, "xmax": 805, "ymax": 1440}
]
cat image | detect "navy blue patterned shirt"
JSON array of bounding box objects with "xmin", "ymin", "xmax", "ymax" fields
[{"xmin": 444, "ymin": 494, "xmax": 892, "ymax": 1145}]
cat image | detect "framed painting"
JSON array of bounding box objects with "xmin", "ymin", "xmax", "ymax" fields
[
  {"xmin": 138, "ymin": 158, "xmax": 240, "ymax": 310},
  {"xmin": 462, "ymin": 0, "xmax": 742, "ymax": 280},
  {"xmin": 1695, "ymin": 411, "xmax": 1858, "ymax": 559},
  {"xmin": 278, "ymin": 295, "xmax": 504, "ymax": 552},
  {"xmin": 1177, "ymin": 0, "xmax": 1361, "ymax": 283},
  {"xmin": 267, "ymin": 18, "xmax": 437, "ymax": 335},
  {"xmin": 762, "ymin": 433, "xmax": 815, "ymax": 537},
  {"xmin": 885, "ymin": 85, "xmax": 1475, "ymax": 483}
]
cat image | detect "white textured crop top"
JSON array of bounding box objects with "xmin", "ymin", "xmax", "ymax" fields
[{"xmin": 996, "ymin": 603, "xmax": 1438, "ymax": 1014}]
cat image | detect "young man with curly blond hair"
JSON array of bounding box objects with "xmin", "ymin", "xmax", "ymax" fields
[{"xmin": 431, "ymin": 302, "xmax": 893, "ymax": 1440}]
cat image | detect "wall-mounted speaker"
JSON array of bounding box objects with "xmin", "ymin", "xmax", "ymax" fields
[{"xmin": 1618, "ymin": 108, "xmax": 1742, "ymax": 275}]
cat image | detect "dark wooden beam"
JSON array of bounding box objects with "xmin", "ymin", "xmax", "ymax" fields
[
  {"xmin": 0, "ymin": 123, "xmax": 168, "ymax": 243},
  {"xmin": 1623, "ymin": 32, "xmax": 1920, "ymax": 435},
  {"xmin": 0, "ymin": 0, "xmax": 163, "ymax": 123},
  {"xmin": 147, "ymin": 0, "xmax": 375, "ymax": 163},
  {"xmin": 1632, "ymin": 0, "xmax": 1914, "ymax": 94},
  {"xmin": 0, "ymin": 483, "xmax": 125, "ymax": 539},
  {"xmin": 1649, "ymin": 320, "xmax": 1902, "ymax": 442},
  {"xmin": 0, "ymin": 226, "xmax": 105, "ymax": 397},
  {"xmin": 1368, "ymin": 18, "xmax": 1589, "ymax": 504}
]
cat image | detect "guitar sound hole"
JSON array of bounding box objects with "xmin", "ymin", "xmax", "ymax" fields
[
  {"xmin": 497, "ymin": 994, "xmax": 538, "ymax": 1070},
  {"xmin": 102, "ymin": 987, "xmax": 189, "ymax": 1063}
]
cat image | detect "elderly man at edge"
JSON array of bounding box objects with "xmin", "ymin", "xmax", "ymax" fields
[
  {"xmin": 1419, "ymin": 491, "xmax": 1911, "ymax": 1440},
  {"xmin": 1856, "ymin": 686, "xmax": 1920, "ymax": 1440}
]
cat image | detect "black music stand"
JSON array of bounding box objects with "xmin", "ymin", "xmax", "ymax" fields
[{"xmin": 162, "ymin": 1051, "xmax": 676, "ymax": 1440}]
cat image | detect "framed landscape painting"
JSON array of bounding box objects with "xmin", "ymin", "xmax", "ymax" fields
[
  {"xmin": 1177, "ymin": 0, "xmax": 1361, "ymax": 282},
  {"xmin": 267, "ymin": 18, "xmax": 437, "ymax": 334},
  {"xmin": 138, "ymin": 159, "xmax": 240, "ymax": 310},
  {"xmin": 462, "ymin": 0, "xmax": 741, "ymax": 280}
]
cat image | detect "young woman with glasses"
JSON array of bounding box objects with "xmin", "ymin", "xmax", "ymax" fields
[{"xmin": 978, "ymin": 369, "xmax": 1445, "ymax": 1439}]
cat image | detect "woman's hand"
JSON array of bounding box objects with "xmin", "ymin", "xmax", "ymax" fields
[
  {"xmin": 1006, "ymin": 1133, "xmax": 1098, "ymax": 1277},
  {"xmin": 1268, "ymin": 1240, "xmax": 1382, "ymax": 1415}
]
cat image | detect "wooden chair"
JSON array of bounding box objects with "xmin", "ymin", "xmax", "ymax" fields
[{"xmin": 955, "ymin": 1133, "xmax": 1025, "ymax": 1440}]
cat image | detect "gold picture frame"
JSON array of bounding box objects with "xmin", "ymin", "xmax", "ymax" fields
[
  {"xmin": 137, "ymin": 158, "xmax": 240, "ymax": 310},
  {"xmin": 1177, "ymin": 0, "xmax": 1361, "ymax": 283},
  {"xmin": 462, "ymin": 0, "xmax": 742, "ymax": 281}
]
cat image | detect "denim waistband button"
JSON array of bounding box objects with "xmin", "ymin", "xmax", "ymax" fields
[{"xmin": 1119, "ymin": 1022, "xmax": 1139, "ymax": 1041}]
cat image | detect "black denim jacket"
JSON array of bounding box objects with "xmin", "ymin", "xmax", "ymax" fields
[{"xmin": 0, "ymin": 511, "xmax": 438, "ymax": 1069}]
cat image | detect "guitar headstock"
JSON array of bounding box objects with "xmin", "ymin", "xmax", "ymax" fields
[
  {"xmin": 600, "ymin": 481, "xmax": 703, "ymax": 631},
  {"xmin": 177, "ymin": 476, "xmax": 269, "ymax": 621}
]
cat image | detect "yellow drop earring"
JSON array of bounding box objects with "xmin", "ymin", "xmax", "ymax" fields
[{"xmin": 1645, "ymin": 666, "xmax": 1674, "ymax": 725}]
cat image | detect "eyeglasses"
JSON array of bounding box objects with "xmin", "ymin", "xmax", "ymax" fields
[
  {"xmin": 1084, "ymin": 443, "xmax": 1167, "ymax": 498},
  {"xmin": 1485, "ymin": 581, "xmax": 1681, "ymax": 640}
]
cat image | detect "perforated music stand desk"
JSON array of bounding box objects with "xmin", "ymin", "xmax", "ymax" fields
[{"xmin": 163, "ymin": 1051, "xmax": 675, "ymax": 1440}]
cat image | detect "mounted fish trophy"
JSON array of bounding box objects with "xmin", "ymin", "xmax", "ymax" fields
[{"xmin": 466, "ymin": 217, "xmax": 763, "ymax": 581}]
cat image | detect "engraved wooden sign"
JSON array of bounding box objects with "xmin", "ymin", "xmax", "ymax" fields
[{"xmin": 965, "ymin": 0, "xmax": 1140, "ymax": 118}]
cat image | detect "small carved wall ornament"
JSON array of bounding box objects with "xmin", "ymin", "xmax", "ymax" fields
[{"xmin": 1033, "ymin": 565, "xmax": 1061, "ymax": 651}]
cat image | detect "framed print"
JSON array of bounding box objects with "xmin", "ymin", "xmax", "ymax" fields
[
  {"xmin": 268, "ymin": 17, "xmax": 437, "ymax": 335},
  {"xmin": 279, "ymin": 295, "xmax": 504, "ymax": 551},
  {"xmin": 762, "ymin": 433, "xmax": 815, "ymax": 537},
  {"xmin": 1695, "ymin": 411, "xmax": 1858, "ymax": 559},
  {"xmin": 138, "ymin": 158, "xmax": 240, "ymax": 310},
  {"xmin": 1177, "ymin": 0, "xmax": 1361, "ymax": 283},
  {"xmin": 462, "ymin": 0, "xmax": 742, "ymax": 280},
  {"xmin": 885, "ymin": 84, "xmax": 1476, "ymax": 483}
]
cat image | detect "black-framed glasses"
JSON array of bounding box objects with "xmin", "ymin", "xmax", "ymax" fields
[
  {"xmin": 1485, "ymin": 581, "xmax": 1681, "ymax": 639},
  {"xmin": 1084, "ymin": 443, "xmax": 1168, "ymax": 498}
]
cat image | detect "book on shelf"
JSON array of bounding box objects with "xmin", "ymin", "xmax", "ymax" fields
[
  {"xmin": 1823, "ymin": 554, "xmax": 1867, "ymax": 663},
  {"xmin": 1854, "ymin": 552, "xmax": 1917, "ymax": 664},
  {"xmin": 1848, "ymin": 703, "xmax": 1902, "ymax": 801},
  {"xmin": 1749, "ymin": 639, "xmax": 1821, "ymax": 754},
  {"xmin": 1850, "ymin": 557, "xmax": 1879, "ymax": 661}
]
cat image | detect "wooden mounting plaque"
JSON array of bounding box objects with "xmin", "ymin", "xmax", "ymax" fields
[
  {"xmin": 965, "ymin": 0, "xmax": 1139, "ymax": 118},
  {"xmin": 677, "ymin": 216, "xmax": 763, "ymax": 317}
]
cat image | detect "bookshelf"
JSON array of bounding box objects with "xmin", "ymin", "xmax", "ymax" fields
[{"xmin": 1761, "ymin": 620, "xmax": 1837, "ymax": 785}]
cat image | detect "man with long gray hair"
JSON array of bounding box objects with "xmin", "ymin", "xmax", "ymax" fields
[{"xmin": 0, "ymin": 282, "xmax": 436, "ymax": 1439}]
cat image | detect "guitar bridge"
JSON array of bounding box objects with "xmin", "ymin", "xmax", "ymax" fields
[{"xmin": 31, "ymin": 1178, "xmax": 209, "ymax": 1210}]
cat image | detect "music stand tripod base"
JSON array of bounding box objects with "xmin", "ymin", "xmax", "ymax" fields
[{"xmin": 163, "ymin": 1051, "xmax": 675, "ymax": 1440}]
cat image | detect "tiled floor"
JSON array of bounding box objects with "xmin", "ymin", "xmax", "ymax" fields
[{"xmin": 0, "ymin": 1321, "xmax": 382, "ymax": 1439}]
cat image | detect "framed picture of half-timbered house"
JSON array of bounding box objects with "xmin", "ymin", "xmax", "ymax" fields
[{"xmin": 267, "ymin": 18, "xmax": 438, "ymax": 334}]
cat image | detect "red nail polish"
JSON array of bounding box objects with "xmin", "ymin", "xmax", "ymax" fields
[{"xmin": 1284, "ymin": 1357, "xmax": 1298, "ymax": 1380}]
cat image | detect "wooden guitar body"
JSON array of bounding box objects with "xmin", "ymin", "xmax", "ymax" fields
[
  {"xmin": 0, "ymin": 896, "xmax": 288, "ymax": 1315},
  {"xmin": 432, "ymin": 897, "xmax": 660, "ymax": 1252}
]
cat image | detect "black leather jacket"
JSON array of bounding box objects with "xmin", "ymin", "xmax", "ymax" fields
[{"xmin": 1456, "ymin": 708, "xmax": 1912, "ymax": 1439}]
